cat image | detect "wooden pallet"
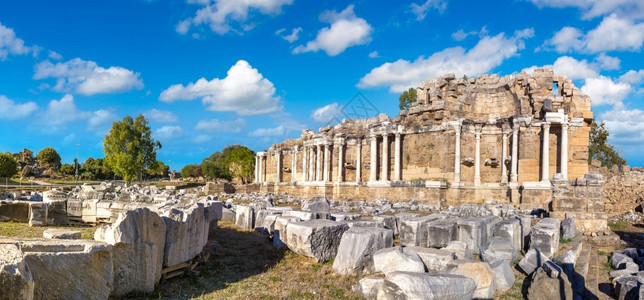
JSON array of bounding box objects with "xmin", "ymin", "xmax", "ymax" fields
[{"xmin": 160, "ymin": 251, "xmax": 210, "ymax": 282}]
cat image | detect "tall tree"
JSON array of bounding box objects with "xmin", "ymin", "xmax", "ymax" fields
[
  {"xmin": 0, "ymin": 153, "xmax": 18, "ymax": 179},
  {"xmin": 36, "ymin": 147, "xmax": 62, "ymax": 169},
  {"xmin": 103, "ymin": 115, "xmax": 161, "ymax": 182},
  {"xmin": 588, "ymin": 120, "xmax": 626, "ymax": 168},
  {"xmin": 398, "ymin": 87, "xmax": 417, "ymax": 110},
  {"xmin": 225, "ymin": 146, "xmax": 255, "ymax": 183}
]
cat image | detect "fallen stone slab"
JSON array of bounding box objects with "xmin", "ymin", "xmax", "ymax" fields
[
  {"xmin": 353, "ymin": 276, "xmax": 385, "ymax": 300},
  {"xmin": 379, "ymin": 271, "xmax": 476, "ymax": 300},
  {"xmin": 222, "ymin": 207, "xmax": 236, "ymax": 222},
  {"xmin": 489, "ymin": 259, "xmax": 515, "ymax": 293},
  {"xmin": 527, "ymin": 266, "xmax": 573, "ymax": 300},
  {"xmin": 285, "ymin": 219, "xmax": 349, "ymax": 262},
  {"xmin": 442, "ymin": 240, "xmax": 475, "ymax": 260},
  {"xmin": 43, "ymin": 229, "xmax": 81, "ymax": 240},
  {"xmin": 161, "ymin": 204, "xmax": 208, "ymax": 267},
  {"xmin": 514, "ymin": 215, "xmax": 533, "ymax": 250},
  {"xmin": 561, "ymin": 218, "xmax": 576, "ymax": 240},
  {"xmin": 613, "ymin": 275, "xmax": 640, "ymax": 300},
  {"xmin": 456, "ymin": 217, "xmax": 487, "ymax": 254},
  {"xmin": 273, "ymin": 216, "xmax": 300, "ymax": 248},
  {"xmin": 371, "ymin": 215, "xmax": 396, "ymax": 234},
  {"xmin": 254, "ymin": 209, "xmax": 278, "ymax": 235},
  {"xmin": 530, "ymin": 218, "xmax": 561, "ymax": 258},
  {"xmin": 373, "ymin": 246, "xmax": 425, "ymax": 276},
  {"xmin": 444, "ymin": 259, "xmax": 497, "ymax": 299},
  {"xmin": 406, "ymin": 246, "xmax": 455, "ymax": 273},
  {"xmin": 235, "ymin": 205, "xmax": 254, "ymax": 230},
  {"xmin": 45, "ymin": 200, "xmax": 68, "ymax": 226},
  {"xmin": 282, "ymin": 210, "xmax": 317, "ymax": 221},
  {"xmin": 394, "ymin": 212, "xmax": 420, "ymax": 236},
  {"xmin": 330, "ymin": 212, "xmax": 361, "ymax": 221},
  {"xmin": 493, "ymin": 218, "xmax": 522, "ymax": 252},
  {"xmin": 612, "ymin": 252, "xmax": 635, "ymax": 270},
  {"xmin": 0, "ymin": 201, "xmax": 30, "ymax": 222},
  {"xmin": 332, "ymin": 227, "xmax": 393, "ymax": 276},
  {"xmin": 344, "ymin": 220, "xmax": 385, "ymax": 228},
  {"xmin": 481, "ymin": 236, "xmax": 519, "ymax": 264},
  {"xmin": 518, "ymin": 248, "xmax": 551, "ymax": 275},
  {"xmin": 28, "ymin": 202, "xmax": 47, "ymax": 227},
  {"xmin": 0, "ymin": 241, "xmax": 34, "ymax": 300},
  {"xmin": 427, "ymin": 218, "xmax": 458, "ymax": 248},
  {"xmin": 400, "ymin": 215, "xmax": 439, "ymax": 247},
  {"xmin": 301, "ymin": 195, "xmax": 330, "ymax": 213}
]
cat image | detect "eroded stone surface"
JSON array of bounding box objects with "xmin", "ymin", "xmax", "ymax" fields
[
  {"xmin": 373, "ymin": 246, "xmax": 425, "ymax": 276},
  {"xmin": 285, "ymin": 219, "xmax": 349, "ymax": 262},
  {"xmin": 380, "ymin": 272, "xmax": 477, "ymax": 300},
  {"xmin": 332, "ymin": 227, "xmax": 393, "ymax": 275},
  {"xmin": 0, "ymin": 242, "xmax": 34, "ymax": 300}
]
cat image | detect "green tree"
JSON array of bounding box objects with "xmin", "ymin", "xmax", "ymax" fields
[
  {"xmin": 36, "ymin": 147, "xmax": 62, "ymax": 169},
  {"xmin": 59, "ymin": 163, "xmax": 75, "ymax": 175},
  {"xmin": 0, "ymin": 153, "xmax": 18, "ymax": 179},
  {"xmin": 147, "ymin": 161, "xmax": 169, "ymax": 179},
  {"xmin": 224, "ymin": 146, "xmax": 255, "ymax": 183},
  {"xmin": 201, "ymin": 151, "xmax": 231, "ymax": 180},
  {"xmin": 588, "ymin": 120, "xmax": 626, "ymax": 168},
  {"xmin": 103, "ymin": 115, "xmax": 162, "ymax": 182},
  {"xmin": 180, "ymin": 164, "xmax": 202, "ymax": 179},
  {"xmin": 398, "ymin": 87, "xmax": 417, "ymax": 110}
]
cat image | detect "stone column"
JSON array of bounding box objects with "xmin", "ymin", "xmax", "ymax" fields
[
  {"xmin": 254, "ymin": 154, "xmax": 259, "ymax": 183},
  {"xmin": 309, "ymin": 146, "xmax": 315, "ymax": 182},
  {"xmin": 258, "ymin": 155, "xmax": 263, "ymax": 183},
  {"xmin": 316, "ymin": 144, "xmax": 321, "ymax": 181},
  {"xmin": 276, "ymin": 151, "xmax": 281, "ymax": 183},
  {"xmin": 394, "ymin": 133, "xmax": 401, "ymax": 181},
  {"xmin": 501, "ymin": 131, "xmax": 508, "ymax": 183},
  {"xmin": 302, "ymin": 147, "xmax": 308, "ymax": 182},
  {"xmin": 356, "ymin": 138, "xmax": 362, "ymax": 183},
  {"xmin": 292, "ymin": 147, "xmax": 297, "ymax": 183},
  {"xmin": 370, "ymin": 135, "xmax": 377, "ymax": 182},
  {"xmin": 381, "ymin": 133, "xmax": 389, "ymax": 181},
  {"xmin": 454, "ymin": 124, "xmax": 461, "ymax": 184},
  {"xmin": 337, "ymin": 141, "xmax": 344, "ymax": 183},
  {"xmin": 561, "ymin": 123, "xmax": 568, "ymax": 180},
  {"xmin": 542, "ymin": 122, "xmax": 550, "ymax": 182},
  {"xmin": 511, "ymin": 126, "xmax": 519, "ymax": 184},
  {"xmin": 474, "ymin": 126, "xmax": 482, "ymax": 186},
  {"xmin": 323, "ymin": 144, "xmax": 330, "ymax": 182}
]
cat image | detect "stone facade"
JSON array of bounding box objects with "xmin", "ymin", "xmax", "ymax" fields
[{"xmin": 252, "ymin": 68, "xmax": 595, "ymax": 210}]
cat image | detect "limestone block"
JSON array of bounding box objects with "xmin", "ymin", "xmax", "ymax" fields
[
  {"xmin": 332, "ymin": 227, "xmax": 393, "ymax": 276},
  {"xmin": 203, "ymin": 201, "xmax": 223, "ymax": 221},
  {"xmin": 66, "ymin": 199, "xmax": 83, "ymax": 218},
  {"xmin": 614, "ymin": 275, "xmax": 639, "ymax": 300},
  {"xmin": 330, "ymin": 212, "xmax": 361, "ymax": 221},
  {"xmin": 518, "ymin": 248, "xmax": 551, "ymax": 275},
  {"xmin": 234, "ymin": 205, "xmax": 254, "ymax": 230},
  {"xmin": 96, "ymin": 208, "xmax": 166, "ymax": 296},
  {"xmin": 529, "ymin": 218, "xmax": 561, "ymax": 258},
  {"xmin": 379, "ymin": 272, "xmax": 476, "ymax": 300},
  {"xmin": 28, "ymin": 202, "xmax": 47, "ymax": 227},
  {"xmin": 394, "ymin": 212, "xmax": 420, "ymax": 236},
  {"xmin": 399, "ymin": 216, "xmax": 432, "ymax": 247},
  {"xmin": 43, "ymin": 229, "xmax": 81, "ymax": 240},
  {"xmin": 344, "ymin": 220, "xmax": 384, "ymax": 228},
  {"xmin": 282, "ymin": 210, "xmax": 317, "ymax": 221},
  {"xmin": 441, "ymin": 240, "xmax": 475, "ymax": 260},
  {"xmin": 354, "ymin": 276, "xmax": 384, "ymax": 300},
  {"xmin": 273, "ymin": 216, "xmax": 300, "ymax": 249},
  {"xmin": 493, "ymin": 218, "xmax": 522, "ymax": 252},
  {"xmin": 372, "ymin": 215, "xmax": 397, "ymax": 235},
  {"xmin": 481, "ymin": 236, "xmax": 519, "ymax": 264},
  {"xmin": 21, "ymin": 239, "xmax": 113, "ymax": 300},
  {"xmin": 561, "ymin": 218, "xmax": 576, "ymax": 240},
  {"xmin": 514, "ymin": 215, "xmax": 533, "ymax": 250},
  {"xmin": 254, "ymin": 210, "xmax": 278, "ymax": 236},
  {"xmin": 457, "ymin": 218, "xmax": 487, "ymax": 254},
  {"xmin": 527, "ymin": 267, "xmax": 573, "ymax": 300},
  {"xmin": 489, "ymin": 259, "xmax": 515, "ymax": 293},
  {"xmin": 427, "ymin": 219, "xmax": 458, "ymax": 248},
  {"xmin": 0, "ymin": 201, "xmax": 30, "ymax": 222},
  {"xmin": 222, "ymin": 207, "xmax": 236, "ymax": 222},
  {"xmin": 285, "ymin": 219, "xmax": 349, "ymax": 262},
  {"xmin": 301, "ymin": 195, "xmax": 330, "ymax": 213},
  {"xmin": 81, "ymin": 199, "xmax": 98, "ymax": 223},
  {"xmin": 480, "ymin": 215, "xmax": 502, "ymax": 241},
  {"xmin": 444, "ymin": 259, "xmax": 497, "ymax": 299},
  {"xmin": 0, "ymin": 242, "xmax": 34, "ymax": 300},
  {"xmin": 406, "ymin": 246, "xmax": 455, "ymax": 273},
  {"xmin": 372, "ymin": 246, "xmax": 425, "ymax": 276},
  {"xmin": 45, "ymin": 200, "xmax": 67, "ymax": 226},
  {"xmin": 161, "ymin": 204, "xmax": 208, "ymax": 267}
]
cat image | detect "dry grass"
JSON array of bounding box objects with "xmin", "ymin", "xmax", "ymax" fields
[
  {"xmin": 150, "ymin": 221, "xmax": 363, "ymax": 300},
  {"xmin": 0, "ymin": 221, "xmax": 95, "ymax": 240}
]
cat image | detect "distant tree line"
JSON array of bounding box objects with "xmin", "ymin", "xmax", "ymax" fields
[{"xmin": 181, "ymin": 145, "xmax": 255, "ymax": 183}]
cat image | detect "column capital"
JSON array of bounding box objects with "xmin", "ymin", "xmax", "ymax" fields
[{"xmin": 542, "ymin": 122, "xmax": 551, "ymax": 129}]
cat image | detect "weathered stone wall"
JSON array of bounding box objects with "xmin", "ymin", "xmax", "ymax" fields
[{"xmin": 592, "ymin": 166, "xmax": 644, "ymax": 216}]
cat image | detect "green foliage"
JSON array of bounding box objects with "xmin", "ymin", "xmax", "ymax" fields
[
  {"xmin": 201, "ymin": 145, "xmax": 255, "ymax": 183},
  {"xmin": 103, "ymin": 115, "xmax": 162, "ymax": 182},
  {"xmin": 181, "ymin": 164, "xmax": 203, "ymax": 179},
  {"xmin": 36, "ymin": 147, "xmax": 62, "ymax": 169},
  {"xmin": 588, "ymin": 120, "xmax": 626, "ymax": 168},
  {"xmin": 147, "ymin": 161, "xmax": 169, "ymax": 178},
  {"xmin": 59, "ymin": 163, "xmax": 75, "ymax": 175},
  {"xmin": 80, "ymin": 157, "xmax": 113, "ymax": 180},
  {"xmin": 398, "ymin": 87, "xmax": 417, "ymax": 110},
  {"xmin": 0, "ymin": 152, "xmax": 18, "ymax": 178}
]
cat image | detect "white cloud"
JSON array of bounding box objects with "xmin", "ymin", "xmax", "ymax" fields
[
  {"xmin": 581, "ymin": 76, "xmax": 631, "ymax": 107},
  {"xmin": 176, "ymin": 0, "xmax": 293, "ymax": 35},
  {"xmin": 600, "ymin": 108, "xmax": 644, "ymax": 145},
  {"xmin": 368, "ymin": 51, "xmax": 379, "ymax": 58},
  {"xmin": 293, "ymin": 5, "xmax": 372, "ymax": 56},
  {"xmin": 0, "ymin": 95, "xmax": 38, "ymax": 120},
  {"xmin": 48, "ymin": 50, "xmax": 62, "ymax": 60},
  {"xmin": 619, "ymin": 70, "xmax": 644, "ymax": 85},
  {"xmin": 248, "ymin": 125, "xmax": 287, "ymax": 137},
  {"xmin": 410, "ymin": 0, "xmax": 447, "ymax": 21},
  {"xmin": 451, "ymin": 29, "xmax": 477, "ymax": 41},
  {"xmin": 193, "ymin": 134, "xmax": 213, "ymax": 143},
  {"xmin": 552, "ymin": 56, "xmax": 598, "ymax": 80},
  {"xmin": 88, "ymin": 109, "xmax": 117, "ymax": 130},
  {"xmin": 595, "ymin": 53, "xmax": 621, "ymax": 70},
  {"xmin": 528, "ymin": 0, "xmax": 644, "ymax": 20},
  {"xmin": 278, "ymin": 27, "xmax": 302, "ymax": 43},
  {"xmin": 34, "ymin": 58, "xmax": 144, "ymax": 96},
  {"xmin": 311, "ymin": 103, "xmax": 344, "ymax": 124},
  {"xmin": 358, "ymin": 29, "xmax": 534, "ymax": 92},
  {"xmin": 159, "ymin": 60, "xmax": 281, "ymax": 115},
  {"xmin": 542, "ymin": 15, "xmax": 644, "ymax": 53},
  {"xmin": 0, "ymin": 22, "xmax": 32, "ymax": 60},
  {"xmin": 143, "ymin": 109, "xmax": 178, "ymax": 123},
  {"xmin": 248, "ymin": 115, "xmax": 305, "ymax": 138},
  {"xmin": 155, "ymin": 125, "xmax": 186, "ymax": 140},
  {"xmin": 42, "ymin": 94, "xmax": 91, "ymax": 127},
  {"xmin": 194, "ymin": 118, "xmax": 247, "ymax": 132}
]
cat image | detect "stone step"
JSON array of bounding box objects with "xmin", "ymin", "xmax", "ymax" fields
[
  {"xmin": 572, "ymin": 244, "xmax": 591, "ymax": 300},
  {"xmin": 582, "ymin": 248, "xmax": 601, "ymax": 300}
]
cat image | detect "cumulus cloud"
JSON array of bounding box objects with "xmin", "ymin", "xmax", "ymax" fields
[
  {"xmin": 143, "ymin": 109, "xmax": 178, "ymax": 123},
  {"xmin": 552, "ymin": 56, "xmax": 598, "ymax": 80},
  {"xmin": 0, "ymin": 95, "xmax": 38, "ymax": 120},
  {"xmin": 311, "ymin": 103, "xmax": 344, "ymax": 124},
  {"xmin": 248, "ymin": 125, "xmax": 288, "ymax": 137},
  {"xmin": 155, "ymin": 125, "xmax": 186, "ymax": 140},
  {"xmin": 176, "ymin": 0, "xmax": 293, "ymax": 35},
  {"xmin": 542, "ymin": 15, "xmax": 644, "ymax": 53},
  {"xmin": 42, "ymin": 94, "xmax": 92, "ymax": 127},
  {"xmin": 48, "ymin": 50, "xmax": 62, "ymax": 60},
  {"xmin": 358, "ymin": 29, "xmax": 534, "ymax": 92},
  {"xmin": 192, "ymin": 134, "xmax": 213, "ymax": 143},
  {"xmin": 528, "ymin": 0, "xmax": 644, "ymax": 20},
  {"xmin": 600, "ymin": 109, "xmax": 644, "ymax": 145},
  {"xmin": 293, "ymin": 5, "xmax": 372, "ymax": 56},
  {"xmin": 34, "ymin": 58, "xmax": 144, "ymax": 96},
  {"xmin": 409, "ymin": 0, "xmax": 447, "ymax": 21},
  {"xmin": 277, "ymin": 27, "xmax": 302, "ymax": 43},
  {"xmin": 581, "ymin": 76, "xmax": 631, "ymax": 107},
  {"xmin": 451, "ymin": 29, "xmax": 477, "ymax": 41},
  {"xmin": 248, "ymin": 116, "xmax": 305, "ymax": 138},
  {"xmin": 368, "ymin": 51, "xmax": 379, "ymax": 58},
  {"xmin": 88, "ymin": 109, "xmax": 117, "ymax": 130},
  {"xmin": 159, "ymin": 60, "xmax": 281, "ymax": 115},
  {"xmin": 0, "ymin": 22, "xmax": 33, "ymax": 60},
  {"xmin": 619, "ymin": 70, "xmax": 644, "ymax": 85},
  {"xmin": 595, "ymin": 53, "xmax": 621, "ymax": 70},
  {"xmin": 194, "ymin": 118, "xmax": 247, "ymax": 132}
]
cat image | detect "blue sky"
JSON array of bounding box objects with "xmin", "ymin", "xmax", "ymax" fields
[{"xmin": 0, "ymin": 0, "xmax": 643, "ymax": 170}]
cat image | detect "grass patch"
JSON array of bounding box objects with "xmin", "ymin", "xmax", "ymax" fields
[
  {"xmin": 608, "ymin": 220, "xmax": 628, "ymax": 231},
  {"xmin": 0, "ymin": 221, "xmax": 95, "ymax": 239},
  {"xmin": 560, "ymin": 237, "xmax": 572, "ymax": 244}
]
